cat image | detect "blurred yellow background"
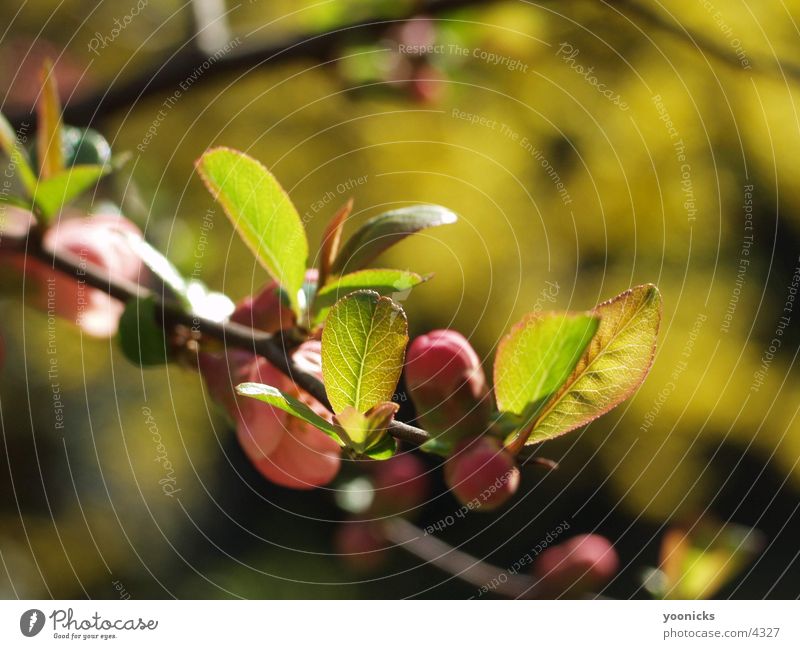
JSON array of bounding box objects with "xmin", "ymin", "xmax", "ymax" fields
[{"xmin": 1, "ymin": 0, "xmax": 799, "ymax": 598}]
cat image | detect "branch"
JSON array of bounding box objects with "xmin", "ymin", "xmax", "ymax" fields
[
  {"xmin": 383, "ymin": 517, "xmax": 539, "ymax": 598},
  {"xmin": 5, "ymin": 229, "xmax": 431, "ymax": 446},
  {"xmin": 613, "ymin": 0, "xmax": 800, "ymax": 82},
  {"xmin": 7, "ymin": 0, "xmax": 502, "ymax": 129},
  {"xmin": 6, "ymin": 227, "xmax": 562, "ymax": 459}
]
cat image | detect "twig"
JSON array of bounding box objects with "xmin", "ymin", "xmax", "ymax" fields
[
  {"xmin": 613, "ymin": 0, "xmax": 800, "ymax": 81},
  {"xmin": 7, "ymin": 0, "xmax": 502, "ymax": 129},
  {"xmin": 382, "ymin": 517, "xmax": 539, "ymax": 598},
  {"xmin": 4, "ymin": 230, "xmax": 431, "ymax": 446}
]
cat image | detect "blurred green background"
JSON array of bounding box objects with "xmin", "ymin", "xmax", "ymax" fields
[{"xmin": 1, "ymin": 0, "xmax": 800, "ymax": 598}]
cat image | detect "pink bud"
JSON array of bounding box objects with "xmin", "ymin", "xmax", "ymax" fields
[
  {"xmin": 444, "ymin": 438, "xmax": 519, "ymax": 511},
  {"xmin": 197, "ymin": 349, "xmax": 255, "ymax": 416},
  {"xmin": 233, "ymin": 354, "xmax": 291, "ymax": 460},
  {"xmin": 334, "ymin": 521, "xmax": 387, "ymax": 573},
  {"xmin": 405, "ymin": 329, "xmax": 490, "ymax": 438},
  {"xmin": 532, "ymin": 534, "xmax": 619, "ymax": 596},
  {"xmin": 200, "ymin": 340, "xmax": 340, "ymax": 489},
  {"xmin": 231, "ymin": 282, "xmax": 294, "ymax": 333},
  {"xmin": 371, "ymin": 454, "xmax": 430, "ymax": 516},
  {"xmin": 231, "ymin": 269, "xmax": 317, "ymax": 333},
  {"xmin": 251, "ymin": 418, "xmax": 340, "ymax": 490},
  {"xmin": 6, "ymin": 211, "xmax": 145, "ymax": 337}
]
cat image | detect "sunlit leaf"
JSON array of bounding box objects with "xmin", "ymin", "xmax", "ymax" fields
[
  {"xmin": 185, "ymin": 280, "xmax": 235, "ymax": 322},
  {"xmin": 124, "ymin": 233, "xmax": 234, "ymax": 322},
  {"xmin": 235, "ymin": 382, "xmax": 343, "ymax": 445},
  {"xmin": 0, "ymin": 111, "xmax": 37, "ymax": 195},
  {"xmin": 362, "ymin": 433, "xmax": 397, "ymax": 460},
  {"xmin": 36, "ymin": 60, "xmax": 64, "ymax": 179},
  {"xmin": 0, "ymin": 193, "xmax": 32, "ymax": 210},
  {"xmin": 313, "ymin": 268, "xmax": 427, "ymax": 314},
  {"xmin": 331, "ymin": 204, "xmax": 457, "ymax": 273},
  {"xmin": 321, "ymin": 290, "xmax": 408, "ymax": 414},
  {"xmin": 196, "ymin": 147, "xmax": 308, "ymax": 312},
  {"xmin": 334, "ymin": 401, "xmax": 399, "ymax": 458},
  {"xmin": 657, "ymin": 521, "xmax": 763, "ymax": 599},
  {"xmin": 33, "ymin": 164, "xmax": 110, "ymax": 218},
  {"xmin": 123, "ymin": 233, "xmax": 188, "ymax": 299},
  {"xmin": 523, "ymin": 284, "xmax": 662, "ymax": 445},
  {"xmin": 494, "ymin": 312, "xmax": 599, "ymax": 447}
]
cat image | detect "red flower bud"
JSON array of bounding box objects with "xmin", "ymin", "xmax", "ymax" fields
[
  {"xmin": 230, "ymin": 270, "xmax": 317, "ymax": 333},
  {"xmin": 3, "ymin": 210, "xmax": 145, "ymax": 337},
  {"xmin": 230, "ymin": 282, "xmax": 294, "ymax": 333},
  {"xmin": 405, "ymin": 329, "xmax": 490, "ymax": 439},
  {"xmin": 199, "ymin": 340, "xmax": 340, "ymax": 489},
  {"xmin": 532, "ymin": 534, "xmax": 619, "ymax": 596},
  {"xmin": 370, "ymin": 454, "xmax": 430, "ymax": 516},
  {"xmin": 444, "ymin": 438, "xmax": 519, "ymax": 511}
]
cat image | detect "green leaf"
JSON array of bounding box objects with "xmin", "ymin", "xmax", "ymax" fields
[
  {"xmin": 321, "ymin": 290, "xmax": 408, "ymax": 414},
  {"xmin": 331, "ymin": 204, "xmax": 457, "ymax": 273},
  {"xmin": 235, "ymin": 382, "xmax": 344, "ymax": 445},
  {"xmin": 658, "ymin": 521, "xmax": 763, "ymax": 600},
  {"xmin": 362, "ymin": 433, "xmax": 397, "ymax": 460},
  {"xmin": 313, "ymin": 268, "xmax": 427, "ymax": 314},
  {"xmin": 36, "ymin": 60, "xmax": 64, "ymax": 179},
  {"xmin": 0, "ymin": 111, "xmax": 37, "ymax": 195},
  {"xmin": 196, "ymin": 147, "xmax": 308, "ymax": 312},
  {"xmin": 33, "ymin": 164, "xmax": 110, "ymax": 219},
  {"xmin": 117, "ymin": 296, "xmax": 169, "ymax": 366},
  {"xmin": 524, "ymin": 284, "xmax": 662, "ymax": 445},
  {"xmin": 184, "ymin": 280, "xmax": 235, "ymax": 322},
  {"xmin": 123, "ymin": 233, "xmax": 188, "ymax": 301},
  {"xmin": 334, "ymin": 401, "xmax": 399, "ymax": 457},
  {"xmin": 123, "ymin": 233, "xmax": 234, "ymax": 322},
  {"xmin": 494, "ymin": 312, "xmax": 599, "ymax": 432},
  {"xmin": 0, "ymin": 193, "xmax": 33, "ymax": 210}
]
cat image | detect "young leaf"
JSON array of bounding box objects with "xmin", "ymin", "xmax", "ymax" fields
[
  {"xmin": 184, "ymin": 280, "xmax": 235, "ymax": 322},
  {"xmin": 123, "ymin": 233, "xmax": 234, "ymax": 322},
  {"xmin": 656, "ymin": 521, "xmax": 763, "ymax": 599},
  {"xmin": 196, "ymin": 147, "xmax": 308, "ymax": 312},
  {"xmin": 494, "ymin": 312, "xmax": 599, "ymax": 428},
  {"xmin": 123, "ymin": 233, "xmax": 188, "ymax": 300},
  {"xmin": 317, "ymin": 198, "xmax": 352, "ymax": 287},
  {"xmin": 0, "ymin": 193, "xmax": 33, "ymax": 210},
  {"xmin": 334, "ymin": 401, "xmax": 399, "ymax": 458},
  {"xmin": 321, "ymin": 290, "xmax": 408, "ymax": 414},
  {"xmin": 235, "ymin": 382, "xmax": 344, "ymax": 445},
  {"xmin": 33, "ymin": 164, "xmax": 110, "ymax": 218},
  {"xmin": 362, "ymin": 433, "xmax": 397, "ymax": 460},
  {"xmin": 117, "ymin": 296, "xmax": 169, "ymax": 366},
  {"xmin": 522, "ymin": 284, "xmax": 662, "ymax": 446},
  {"xmin": 36, "ymin": 60, "xmax": 64, "ymax": 179},
  {"xmin": 0, "ymin": 111, "xmax": 37, "ymax": 195},
  {"xmin": 331, "ymin": 204, "xmax": 457, "ymax": 274},
  {"xmin": 313, "ymin": 268, "xmax": 427, "ymax": 312}
]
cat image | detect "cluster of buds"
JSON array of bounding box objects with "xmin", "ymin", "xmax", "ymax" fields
[
  {"xmin": 198, "ymin": 281, "xmax": 340, "ymax": 489},
  {"xmin": 406, "ymin": 329, "xmax": 519, "ymax": 510}
]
